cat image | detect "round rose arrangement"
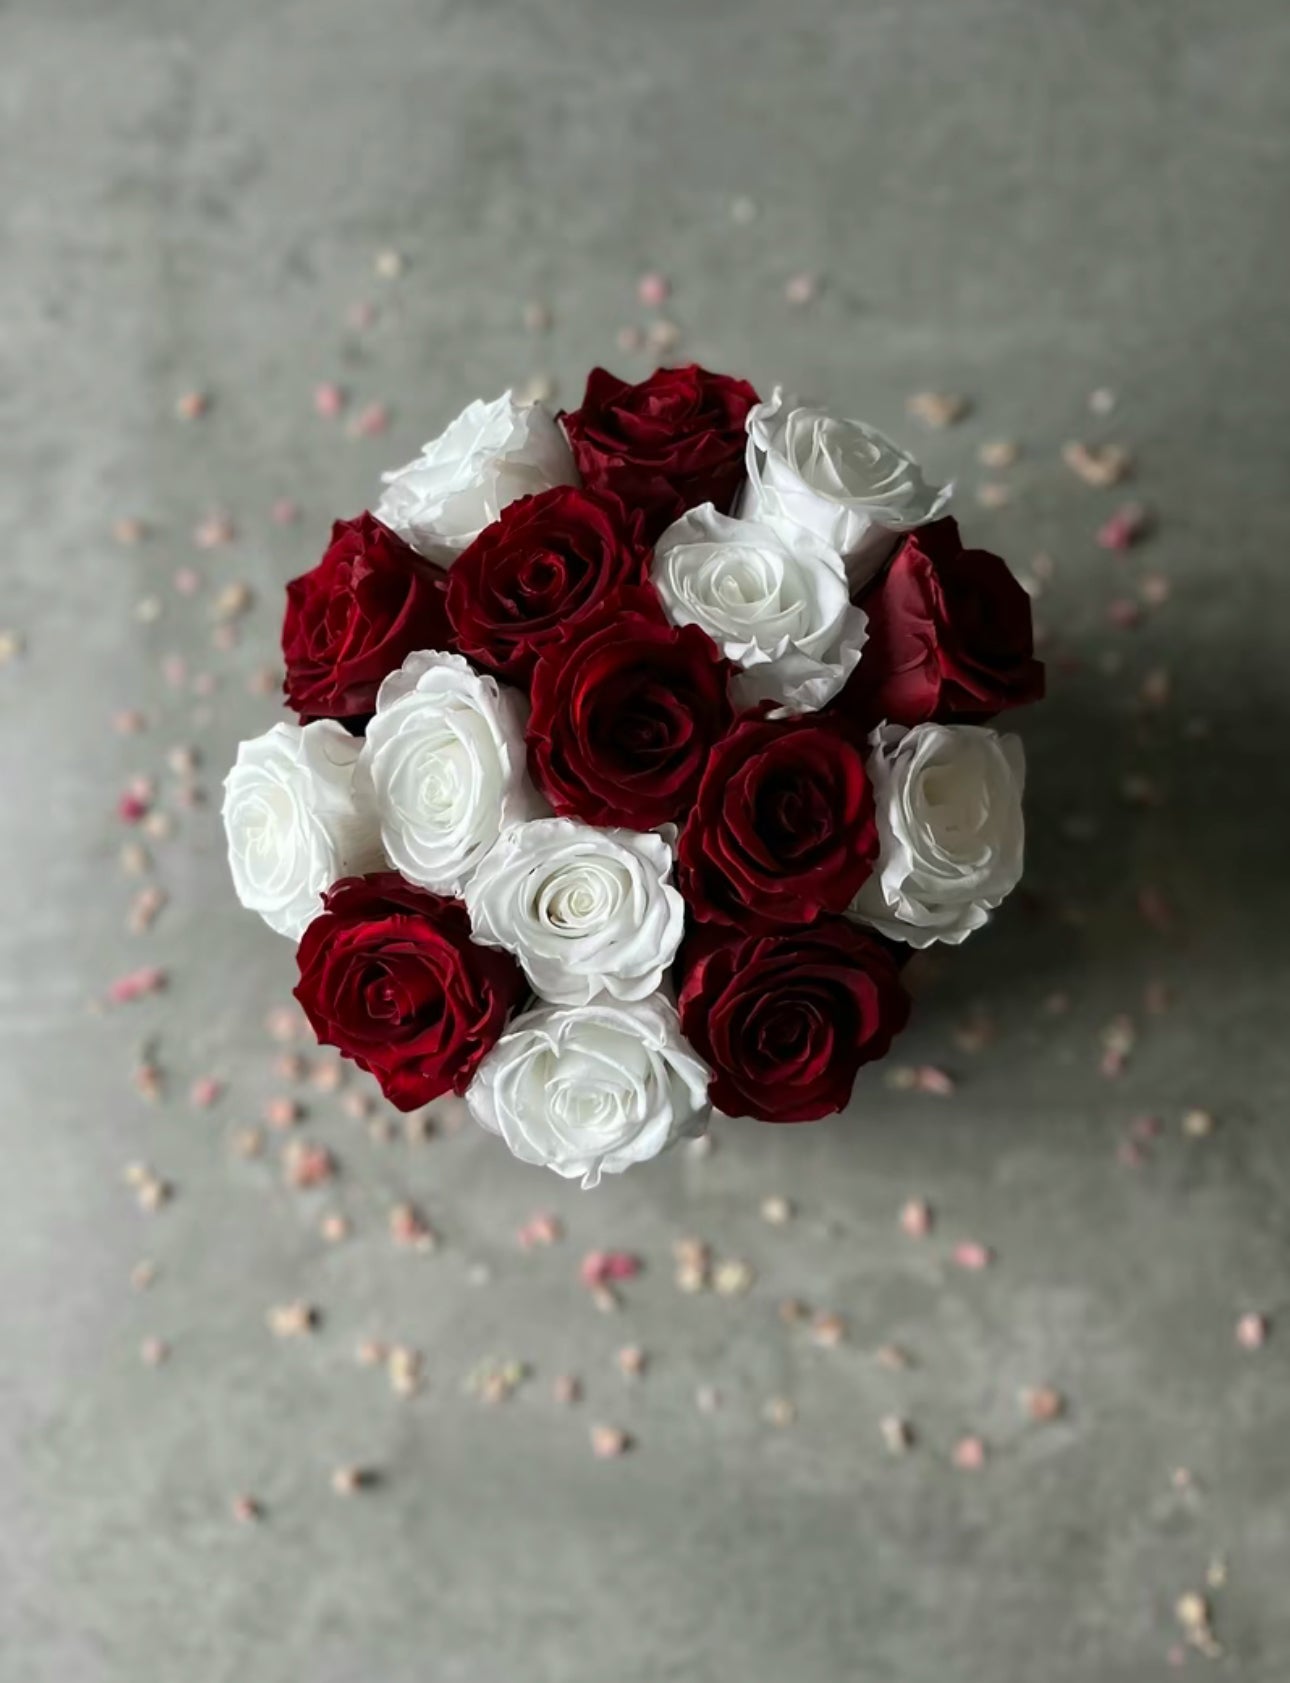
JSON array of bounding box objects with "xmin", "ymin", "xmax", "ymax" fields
[{"xmin": 225, "ymin": 365, "xmax": 1043, "ymax": 1186}]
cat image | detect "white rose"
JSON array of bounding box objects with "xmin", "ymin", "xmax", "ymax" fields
[
  {"xmin": 850, "ymin": 723, "xmax": 1025, "ymax": 947},
  {"xmin": 357, "ymin": 650, "xmax": 541, "ymax": 894},
  {"xmin": 466, "ymin": 995, "xmax": 710, "ymax": 1187},
  {"xmin": 222, "ymin": 720, "xmax": 382, "ymax": 941},
  {"xmin": 374, "ymin": 392, "xmax": 577, "ymax": 563},
  {"xmin": 652, "ymin": 503, "xmax": 867, "ymax": 714},
  {"xmin": 738, "ymin": 387, "xmax": 952, "ymax": 593},
  {"xmin": 465, "ymin": 818, "xmax": 684, "ymax": 1006}
]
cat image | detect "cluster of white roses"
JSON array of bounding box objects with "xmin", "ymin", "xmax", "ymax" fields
[{"xmin": 225, "ymin": 381, "xmax": 1030, "ymax": 1186}]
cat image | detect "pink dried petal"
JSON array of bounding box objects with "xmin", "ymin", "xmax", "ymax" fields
[
  {"xmin": 1236, "ymin": 1312, "xmax": 1268, "ymax": 1350},
  {"xmin": 175, "ymin": 390, "xmax": 210, "ymax": 420},
  {"xmin": 263, "ymin": 1096, "xmax": 301, "ymax": 1129},
  {"xmin": 518, "ymin": 1213, "xmax": 564, "ymax": 1249},
  {"xmin": 1023, "ymin": 1385, "xmax": 1065, "ymax": 1422},
  {"xmin": 590, "ymin": 1424, "xmax": 631, "ymax": 1459},
  {"xmin": 314, "ymin": 382, "xmax": 346, "ymax": 417},
  {"xmin": 350, "ymin": 401, "xmax": 390, "ymax": 438},
  {"xmin": 784, "ymin": 272, "xmax": 819, "ymax": 307},
  {"xmin": 952, "ymin": 1434, "xmax": 986, "ymax": 1470},
  {"xmin": 194, "ymin": 513, "xmax": 235, "ymax": 549},
  {"xmin": 108, "ymin": 966, "xmax": 167, "ymax": 1005},
  {"xmin": 952, "ymin": 1241, "xmax": 993, "ymax": 1271},
  {"xmin": 636, "ymin": 272, "xmax": 671, "ymax": 307},
  {"xmin": 580, "ymin": 1249, "xmax": 642, "ymax": 1288},
  {"xmin": 1097, "ymin": 503, "xmax": 1150, "ymax": 550},
  {"xmin": 117, "ymin": 791, "xmax": 150, "ymax": 824},
  {"xmin": 900, "ymin": 1198, "xmax": 933, "ymax": 1238},
  {"xmin": 282, "ymin": 1140, "xmax": 336, "ymax": 1189},
  {"xmin": 914, "ymin": 1065, "xmax": 956, "ymax": 1096},
  {"xmin": 266, "ymin": 1005, "xmax": 304, "ymax": 1043},
  {"xmin": 189, "ymin": 1076, "xmax": 223, "ymax": 1109},
  {"xmin": 271, "ymin": 498, "xmax": 300, "ymax": 526},
  {"xmin": 390, "ymin": 1202, "xmax": 436, "ymax": 1250}
]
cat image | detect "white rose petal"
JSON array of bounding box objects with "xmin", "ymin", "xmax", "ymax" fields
[
  {"xmin": 358, "ymin": 650, "xmax": 542, "ymax": 895},
  {"xmin": 222, "ymin": 720, "xmax": 382, "ymax": 941},
  {"xmin": 466, "ymin": 818, "xmax": 684, "ymax": 1006},
  {"xmin": 652, "ymin": 503, "xmax": 867, "ymax": 714},
  {"xmin": 466, "ymin": 995, "xmax": 710, "ymax": 1187},
  {"xmin": 375, "ymin": 392, "xmax": 577, "ymax": 563},
  {"xmin": 850, "ymin": 723, "xmax": 1025, "ymax": 947},
  {"xmin": 738, "ymin": 387, "xmax": 952, "ymax": 593}
]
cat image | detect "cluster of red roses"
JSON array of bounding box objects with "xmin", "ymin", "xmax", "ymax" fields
[{"xmin": 277, "ymin": 364, "xmax": 1042, "ymax": 1127}]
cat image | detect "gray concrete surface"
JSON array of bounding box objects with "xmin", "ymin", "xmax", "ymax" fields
[{"xmin": 3, "ymin": 1, "xmax": 1290, "ymax": 1679}]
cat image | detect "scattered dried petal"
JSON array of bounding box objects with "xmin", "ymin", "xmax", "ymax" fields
[
  {"xmin": 636, "ymin": 272, "xmax": 671, "ymax": 308},
  {"xmin": 590, "ymin": 1424, "xmax": 631, "ymax": 1459},
  {"xmin": 1023, "ymin": 1385, "xmax": 1065, "ymax": 1422},
  {"xmin": 1062, "ymin": 441, "xmax": 1132, "ymax": 487},
  {"xmin": 907, "ymin": 392, "xmax": 968, "ymax": 428},
  {"xmin": 390, "ymin": 1201, "xmax": 437, "ymax": 1251},
  {"xmin": 1097, "ymin": 503, "xmax": 1150, "ymax": 550},
  {"xmin": 952, "ymin": 1434, "xmax": 986, "ymax": 1470},
  {"xmin": 900, "ymin": 1199, "xmax": 933, "ymax": 1238},
  {"xmin": 881, "ymin": 1415, "xmax": 913, "ymax": 1454},
  {"xmin": 713, "ymin": 1258, "xmax": 753, "ymax": 1296},
  {"xmin": 1236, "ymin": 1312, "xmax": 1268, "ymax": 1350}
]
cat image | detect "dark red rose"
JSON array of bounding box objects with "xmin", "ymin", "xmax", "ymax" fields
[
  {"xmin": 282, "ymin": 513, "xmax": 451, "ymax": 725},
  {"xmin": 293, "ymin": 872, "xmax": 525, "ymax": 1112},
  {"xmin": 677, "ymin": 920, "xmax": 910, "ymax": 1123},
  {"xmin": 527, "ymin": 587, "xmax": 732, "ymax": 829},
  {"xmin": 560, "ymin": 364, "xmax": 759, "ymax": 541},
  {"xmin": 445, "ymin": 486, "xmax": 649, "ymax": 685},
  {"xmin": 678, "ymin": 711, "xmax": 879, "ymax": 930},
  {"xmin": 836, "ymin": 517, "xmax": 1044, "ymax": 729}
]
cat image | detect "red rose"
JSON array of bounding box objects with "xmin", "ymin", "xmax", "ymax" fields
[
  {"xmin": 282, "ymin": 513, "xmax": 451, "ymax": 725},
  {"xmin": 678, "ymin": 711, "xmax": 879, "ymax": 930},
  {"xmin": 445, "ymin": 486, "xmax": 649, "ymax": 685},
  {"xmin": 677, "ymin": 921, "xmax": 910, "ymax": 1123},
  {"xmin": 527, "ymin": 587, "xmax": 732, "ymax": 830},
  {"xmin": 560, "ymin": 364, "xmax": 759, "ymax": 540},
  {"xmin": 836, "ymin": 517, "xmax": 1044, "ymax": 729},
  {"xmin": 293, "ymin": 872, "xmax": 525, "ymax": 1112}
]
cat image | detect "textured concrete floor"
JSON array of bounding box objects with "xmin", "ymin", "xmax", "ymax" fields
[{"xmin": 3, "ymin": 2, "xmax": 1290, "ymax": 1679}]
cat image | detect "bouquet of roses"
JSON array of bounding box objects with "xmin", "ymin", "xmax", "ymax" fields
[{"xmin": 224, "ymin": 365, "xmax": 1043, "ymax": 1185}]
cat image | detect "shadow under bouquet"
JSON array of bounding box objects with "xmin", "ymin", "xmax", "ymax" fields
[{"xmin": 224, "ymin": 365, "xmax": 1044, "ymax": 1185}]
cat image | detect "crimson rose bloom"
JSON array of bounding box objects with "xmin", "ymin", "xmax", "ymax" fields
[
  {"xmin": 293, "ymin": 873, "xmax": 525, "ymax": 1112},
  {"xmin": 527, "ymin": 588, "xmax": 732, "ymax": 829},
  {"xmin": 560, "ymin": 364, "xmax": 759, "ymax": 540},
  {"xmin": 677, "ymin": 921, "xmax": 910, "ymax": 1123},
  {"xmin": 678, "ymin": 711, "xmax": 879, "ymax": 931},
  {"xmin": 446, "ymin": 486, "xmax": 649, "ymax": 685},
  {"xmin": 282, "ymin": 513, "xmax": 451, "ymax": 725},
  {"xmin": 837, "ymin": 517, "xmax": 1044, "ymax": 729}
]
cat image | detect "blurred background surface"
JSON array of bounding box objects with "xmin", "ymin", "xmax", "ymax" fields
[{"xmin": 2, "ymin": 2, "xmax": 1289, "ymax": 1679}]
